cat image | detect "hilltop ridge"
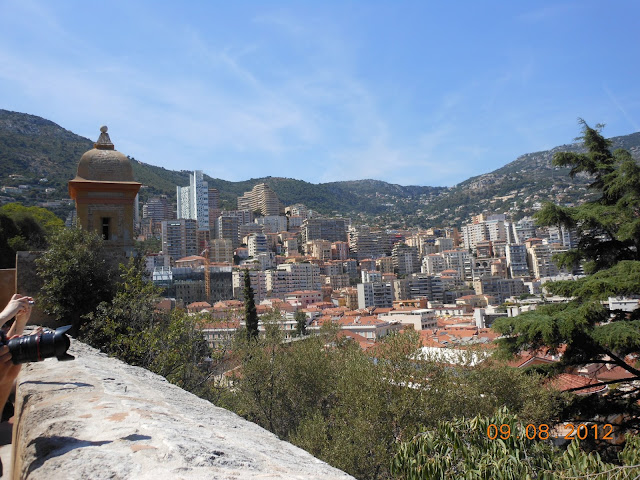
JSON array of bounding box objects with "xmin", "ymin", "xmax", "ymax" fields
[{"xmin": 1, "ymin": 108, "xmax": 639, "ymax": 227}]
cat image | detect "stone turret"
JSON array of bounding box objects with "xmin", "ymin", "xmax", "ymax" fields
[{"xmin": 68, "ymin": 126, "xmax": 141, "ymax": 258}]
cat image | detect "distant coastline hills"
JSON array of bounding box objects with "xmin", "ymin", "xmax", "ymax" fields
[{"xmin": 1, "ymin": 108, "xmax": 639, "ymax": 227}]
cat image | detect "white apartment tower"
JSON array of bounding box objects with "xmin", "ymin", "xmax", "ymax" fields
[{"xmin": 177, "ymin": 170, "xmax": 209, "ymax": 230}]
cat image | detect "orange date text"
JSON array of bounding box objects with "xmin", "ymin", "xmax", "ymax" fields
[{"xmin": 486, "ymin": 423, "xmax": 614, "ymax": 441}]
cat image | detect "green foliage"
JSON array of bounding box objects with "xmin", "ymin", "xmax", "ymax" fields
[
  {"xmin": 82, "ymin": 258, "xmax": 219, "ymax": 399},
  {"xmin": 493, "ymin": 122, "xmax": 640, "ymax": 433},
  {"xmin": 243, "ymin": 270, "xmax": 258, "ymax": 340},
  {"xmin": 0, "ymin": 203, "xmax": 64, "ymax": 267},
  {"xmin": 81, "ymin": 258, "xmax": 163, "ymax": 359},
  {"xmin": 7, "ymin": 110, "xmax": 640, "ymax": 228},
  {"xmin": 293, "ymin": 310, "xmax": 307, "ymax": 337},
  {"xmin": 391, "ymin": 408, "xmax": 640, "ymax": 480},
  {"xmin": 221, "ymin": 329, "xmax": 558, "ymax": 479},
  {"xmin": 0, "ymin": 203, "xmax": 64, "ymax": 236},
  {"xmin": 535, "ymin": 121, "xmax": 640, "ymax": 274},
  {"xmin": 36, "ymin": 227, "xmax": 117, "ymax": 334}
]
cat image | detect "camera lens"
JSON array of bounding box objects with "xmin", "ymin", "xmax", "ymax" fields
[{"xmin": 5, "ymin": 327, "xmax": 74, "ymax": 364}]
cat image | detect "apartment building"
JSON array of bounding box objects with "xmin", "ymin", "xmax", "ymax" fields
[
  {"xmin": 256, "ymin": 215, "xmax": 287, "ymax": 234},
  {"xmin": 527, "ymin": 242, "xmax": 566, "ymax": 278},
  {"xmin": 392, "ymin": 243, "xmax": 420, "ymax": 275},
  {"xmin": 348, "ymin": 225, "xmax": 388, "ymax": 260},
  {"xmin": 306, "ymin": 239, "xmax": 333, "ymax": 261},
  {"xmin": 176, "ymin": 170, "xmax": 209, "ymax": 230},
  {"xmin": 161, "ymin": 219, "xmax": 198, "ymax": 261},
  {"xmin": 237, "ymin": 183, "xmax": 283, "ymax": 216},
  {"xmin": 505, "ymin": 244, "xmax": 529, "ymax": 278},
  {"xmin": 300, "ymin": 218, "xmax": 348, "ymax": 244},
  {"xmin": 473, "ymin": 276, "xmax": 527, "ymax": 304},
  {"xmin": 233, "ymin": 269, "xmax": 268, "ymax": 302},
  {"xmin": 142, "ymin": 195, "xmax": 172, "ymax": 223},
  {"xmin": 247, "ymin": 233, "xmax": 269, "ymax": 257},
  {"xmin": 357, "ymin": 281, "xmax": 395, "ymax": 309}
]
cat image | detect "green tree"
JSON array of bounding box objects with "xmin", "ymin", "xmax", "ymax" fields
[
  {"xmin": 293, "ymin": 310, "xmax": 308, "ymax": 337},
  {"xmin": 0, "ymin": 203, "xmax": 64, "ymax": 237},
  {"xmin": 0, "ymin": 203, "xmax": 64, "ymax": 268},
  {"xmin": 493, "ymin": 121, "xmax": 640, "ymax": 432},
  {"xmin": 36, "ymin": 227, "xmax": 117, "ymax": 335},
  {"xmin": 391, "ymin": 408, "xmax": 640, "ymax": 480},
  {"xmin": 222, "ymin": 328, "xmax": 558, "ymax": 480},
  {"xmin": 81, "ymin": 257, "xmax": 163, "ymax": 362},
  {"xmin": 243, "ymin": 270, "xmax": 259, "ymax": 340},
  {"xmin": 82, "ymin": 258, "xmax": 220, "ymax": 399}
]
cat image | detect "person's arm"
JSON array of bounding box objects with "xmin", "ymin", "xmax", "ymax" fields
[
  {"xmin": 7, "ymin": 297, "xmax": 33, "ymax": 337},
  {"xmin": 0, "ymin": 295, "xmax": 31, "ymax": 326},
  {"xmin": 0, "ymin": 346, "xmax": 20, "ymax": 416},
  {"xmin": 0, "ymin": 295, "xmax": 33, "ymax": 337}
]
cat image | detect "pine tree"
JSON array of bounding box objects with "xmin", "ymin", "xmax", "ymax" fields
[{"xmin": 493, "ymin": 120, "xmax": 640, "ymax": 432}]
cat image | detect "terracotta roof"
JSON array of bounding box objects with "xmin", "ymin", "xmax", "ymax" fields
[
  {"xmin": 591, "ymin": 365, "xmax": 636, "ymax": 382},
  {"xmin": 337, "ymin": 331, "xmax": 376, "ymax": 350},
  {"xmin": 187, "ymin": 301, "xmax": 212, "ymax": 309},
  {"xmin": 549, "ymin": 373, "xmax": 607, "ymax": 395}
]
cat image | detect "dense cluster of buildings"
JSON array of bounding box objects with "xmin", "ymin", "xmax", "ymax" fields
[{"xmin": 126, "ymin": 170, "xmax": 614, "ymax": 353}]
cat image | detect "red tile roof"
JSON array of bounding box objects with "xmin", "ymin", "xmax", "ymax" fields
[{"xmin": 549, "ymin": 373, "xmax": 607, "ymax": 395}]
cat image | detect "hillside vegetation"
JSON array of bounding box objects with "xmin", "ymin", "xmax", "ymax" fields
[{"xmin": 1, "ymin": 109, "xmax": 638, "ymax": 227}]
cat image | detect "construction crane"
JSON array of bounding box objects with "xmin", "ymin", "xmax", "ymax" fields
[{"xmin": 201, "ymin": 246, "xmax": 210, "ymax": 304}]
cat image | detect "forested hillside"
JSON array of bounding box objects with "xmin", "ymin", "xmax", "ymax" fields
[{"xmin": 1, "ymin": 109, "xmax": 638, "ymax": 227}]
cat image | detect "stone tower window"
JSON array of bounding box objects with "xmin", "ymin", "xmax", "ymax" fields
[{"xmin": 102, "ymin": 217, "xmax": 111, "ymax": 240}]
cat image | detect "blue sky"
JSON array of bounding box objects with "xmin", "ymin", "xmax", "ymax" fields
[{"xmin": 1, "ymin": 1, "xmax": 638, "ymax": 187}]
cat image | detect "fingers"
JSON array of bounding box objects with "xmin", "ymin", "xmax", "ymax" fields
[{"xmin": 0, "ymin": 345, "xmax": 12, "ymax": 365}]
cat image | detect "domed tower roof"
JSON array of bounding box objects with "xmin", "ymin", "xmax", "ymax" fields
[{"xmin": 74, "ymin": 126, "xmax": 135, "ymax": 182}]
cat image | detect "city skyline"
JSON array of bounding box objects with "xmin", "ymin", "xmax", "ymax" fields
[{"xmin": 1, "ymin": 1, "xmax": 638, "ymax": 187}]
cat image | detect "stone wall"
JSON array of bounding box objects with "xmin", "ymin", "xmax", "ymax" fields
[
  {"xmin": 15, "ymin": 252, "xmax": 61, "ymax": 329},
  {"xmin": 0, "ymin": 269, "xmax": 16, "ymax": 314},
  {"xmin": 10, "ymin": 340, "xmax": 354, "ymax": 480}
]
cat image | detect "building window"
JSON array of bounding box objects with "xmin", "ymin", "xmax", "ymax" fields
[{"xmin": 102, "ymin": 217, "xmax": 110, "ymax": 240}]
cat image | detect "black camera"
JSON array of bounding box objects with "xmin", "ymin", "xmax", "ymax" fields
[{"xmin": 0, "ymin": 326, "xmax": 75, "ymax": 364}]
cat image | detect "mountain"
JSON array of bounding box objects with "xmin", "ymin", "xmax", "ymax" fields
[
  {"xmin": 420, "ymin": 133, "xmax": 640, "ymax": 225},
  {"xmin": 1, "ymin": 108, "xmax": 639, "ymax": 227}
]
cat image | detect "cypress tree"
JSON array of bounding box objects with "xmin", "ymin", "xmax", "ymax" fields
[{"xmin": 243, "ymin": 270, "xmax": 259, "ymax": 340}]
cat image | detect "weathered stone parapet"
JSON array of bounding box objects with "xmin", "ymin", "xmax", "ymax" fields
[{"xmin": 11, "ymin": 340, "xmax": 354, "ymax": 479}]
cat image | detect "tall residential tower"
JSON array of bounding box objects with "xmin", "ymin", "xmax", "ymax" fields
[{"xmin": 177, "ymin": 170, "xmax": 209, "ymax": 230}]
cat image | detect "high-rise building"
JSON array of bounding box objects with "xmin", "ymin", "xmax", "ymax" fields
[
  {"xmin": 215, "ymin": 215, "xmax": 240, "ymax": 249},
  {"xmin": 208, "ymin": 188, "xmax": 220, "ymax": 228},
  {"xmin": 209, "ymin": 238, "xmax": 234, "ymax": 264},
  {"xmin": 406, "ymin": 273, "xmax": 444, "ymax": 304},
  {"xmin": 348, "ymin": 225, "xmax": 388, "ymax": 260},
  {"xmin": 247, "ymin": 233, "xmax": 268, "ymax": 257},
  {"xmin": 176, "ymin": 170, "xmax": 209, "ymax": 230},
  {"xmin": 161, "ymin": 219, "xmax": 198, "ymax": 261},
  {"xmin": 527, "ymin": 243, "xmax": 566, "ymax": 279},
  {"xmin": 505, "ymin": 244, "xmax": 530, "ymax": 278},
  {"xmin": 142, "ymin": 195, "xmax": 173, "ymax": 223},
  {"xmin": 237, "ymin": 183, "xmax": 283, "ymax": 216},
  {"xmin": 300, "ymin": 218, "xmax": 348, "ymax": 244},
  {"xmin": 357, "ymin": 281, "xmax": 394, "ymax": 309},
  {"xmin": 392, "ymin": 243, "xmax": 420, "ymax": 276},
  {"xmin": 462, "ymin": 214, "xmax": 508, "ymax": 251}
]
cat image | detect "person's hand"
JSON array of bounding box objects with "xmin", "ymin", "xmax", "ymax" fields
[
  {"xmin": 0, "ymin": 295, "xmax": 32, "ymax": 324},
  {"xmin": 13, "ymin": 299, "xmax": 33, "ymax": 336}
]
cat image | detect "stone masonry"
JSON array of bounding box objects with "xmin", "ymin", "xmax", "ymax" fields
[{"xmin": 10, "ymin": 340, "xmax": 354, "ymax": 480}]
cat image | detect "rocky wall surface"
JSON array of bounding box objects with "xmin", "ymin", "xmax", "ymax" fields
[{"xmin": 11, "ymin": 340, "xmax": 354, "ymax": 480}]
